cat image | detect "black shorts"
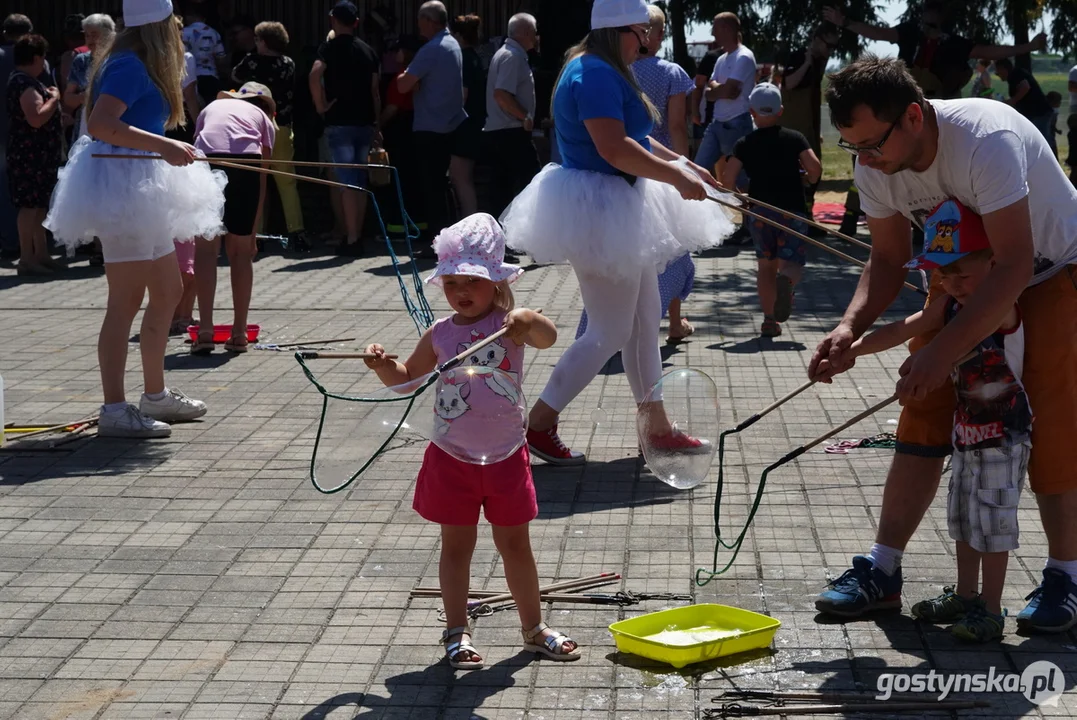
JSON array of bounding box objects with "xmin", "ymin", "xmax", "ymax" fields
[
  {"xmin": 208, "ymin": 153, "xmax": 262, "ymax": 236},
  {"xmin": 451, "ymin": 117, "xmax": 484, "ymax": 161}
]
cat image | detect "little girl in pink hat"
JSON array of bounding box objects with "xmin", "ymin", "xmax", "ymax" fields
[{"xmin": 364, "ymin": 213, "xmax": 581, "ymax": 670}]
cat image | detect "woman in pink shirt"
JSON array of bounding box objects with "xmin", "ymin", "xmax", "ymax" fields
[{"xmin": 191, "ymin": 82, "xmax": 276, "ymax": 353}]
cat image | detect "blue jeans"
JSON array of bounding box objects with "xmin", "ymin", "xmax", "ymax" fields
[
  {"xmin": 695, "ymin": 112, "xmax": 753, "ymax": 187},
  {"xmin": 324, "ymin": 125, "xmax": 375, "ymax": 187}
]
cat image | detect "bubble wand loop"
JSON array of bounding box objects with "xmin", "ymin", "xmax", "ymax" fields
[
  {"xmin": 696, "ymin": 351, "xmax": 977, "ymax": 585},
  {"xmin": 294, "ymin": 312, "xmax": 541, "ymax": 495}
]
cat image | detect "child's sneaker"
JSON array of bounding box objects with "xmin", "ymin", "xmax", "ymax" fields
[
  {"xmin": 1016, "ymin": 568, "xmax": 1077, "ymax": 633},
  {"xmin": 773, "ymin": 275, "xmax": 795, "ymax": 322},
  {"xmin": 761, "ymin": 317, "xmax": 782, "ymax": 337},
  {"xmin": 815, "ymin": 556, "xmax": 903, "ymax": 617},
  {"xmin": 951, "ymin": 598, "xmax": 1005, "ymax": 642},
  {"xmin": 911, "ymin": 585, "xmax": 972, "ymax": 622},
  {"xmin": 98, "ymin": 404, "xmax": 172, "ymax": 439},
  {"xmin": 527, "ymin": 425, "xmax": 585, "ymax": 466},
  {"xmin": 646, "ymin": 428, "xmax": 711, "ymax": 454},
  {"xmin": 140, "ymin": 388, "xmax": 208, "ymax": 423}
]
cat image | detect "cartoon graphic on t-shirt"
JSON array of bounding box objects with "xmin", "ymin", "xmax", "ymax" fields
[
  {"xmin": 434, "ymin": 377, "xmax": 471, "ymax": 436},
  {"xmin": 457, "ymin": 330, "xmax": 520, "ymax": 405},
  {"xmin": 947, "ymin": 299, "xmax": 1033, "ymax": 450}
]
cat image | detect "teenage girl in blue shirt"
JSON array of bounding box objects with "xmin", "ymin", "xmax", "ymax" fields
[
  {"xmin": 501, "ymin": 0, "xmax": 732, "ymax": 464},
  {"xmin": 45, "ymin": 0, "xmax": 227, "ymax": 439}
]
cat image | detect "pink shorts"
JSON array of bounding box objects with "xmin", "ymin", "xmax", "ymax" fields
[
  {"xmin": 174, "ymin": 240, "xmax": 195, "ymax": 274},
  {"xmin": 413, "ymin": 444, "xmax": 537, "ymax": 526}
]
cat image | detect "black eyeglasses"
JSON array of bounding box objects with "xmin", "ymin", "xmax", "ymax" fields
[
  {"xmin": 921, "ymin": 21, "xmax": 941, "ymax": 31},
  {"xmin": 837, "ymin": 115, "xmax": 902, "ymax": 157}
]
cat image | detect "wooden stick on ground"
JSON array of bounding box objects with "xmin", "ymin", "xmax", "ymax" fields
[{"xmin": 5, "ymin": 416, "xmax": 99, "ymax": 441}]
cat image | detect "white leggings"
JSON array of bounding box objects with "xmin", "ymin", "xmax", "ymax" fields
[{"xmin": 539, "ymin": 265, "xmax": 663, "ymax": 411}]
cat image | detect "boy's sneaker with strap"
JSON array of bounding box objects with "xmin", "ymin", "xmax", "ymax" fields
[
  {"xmin": 98, "ymin": 404, "xmax": 172, "ymax": 439},
  {"xmin": 951, "ymin": 598, "xmax": 1005, "ymax": 643},
  {"xmin": 140, "ymin": 388, "xmax": 208, "ymax": 423},
  {"xmin": 527, "ymin": 424, "xmax": 585, "ymax": 466},
  {"xmin": 815, "ymin": 555, "xmax": 903, "ymax": 617},
  {"xmin": 911, "ymin": 586, "xmax": 972, "ymax": 622},
  {"xmin": 1016, "ymin": 568, "xmax": 1077, "ymax": 633}
]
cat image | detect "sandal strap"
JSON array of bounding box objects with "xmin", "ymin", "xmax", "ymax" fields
[
  {"xmin": 445, "ymin": 639, "xmax": 478, "ymax": 658},
  {"xmin": 541, "ymin": 630, "xmax": 571, "ymax": 653},
  {"xmin": 442, "ymin": 625, "xmax": 471, "ymax": 642},
  {"xmin": 522, "ymin": 621, "xmax": 549, "ymax": 642}
]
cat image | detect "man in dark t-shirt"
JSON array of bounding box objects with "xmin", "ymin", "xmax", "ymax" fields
[
  {"xmin": 691, "ymin": 45, "xmax": 720, "ymax": 134},
  {"xmin": 722, "ymin": 83, "xmax": 822, "ymax": 338},
  {"xmin": 780, "ymin": 24, "xmax": 839, "ymax": 216},
  {"xmin": 995, "ymin": 58, "xmax": 1054, "ymax": 141},
  {"xmin": 309, "ymin": 0, "xmax": 381, "ymax": 256},
  {"xmin": 823, "ymin": 2, "xmax": 1046, "ymax": 99}
]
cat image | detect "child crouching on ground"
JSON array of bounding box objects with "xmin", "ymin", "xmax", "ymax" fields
[
  {"xmin": 722, "ymin": 82, "xmax": 821, "ymax": 337},
  {"xmin": 364, "ymin": 213, "xmax": 581, "ymax": 669},
  {"xmin": 844, "ymin": 201, "xmax": 1032, "ymax": 642}
]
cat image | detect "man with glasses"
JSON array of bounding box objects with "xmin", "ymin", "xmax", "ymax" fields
[
  {"xmin": 823, "ymin": 2, "xmax": 1046, "ymax": 99},
  {"xmin": 810, "ymin": 56, "xmax": 1077, "ymax": 635},
  {"xmin": 779, "ymin": 24, "xmax": 840, "ymax": 218}
]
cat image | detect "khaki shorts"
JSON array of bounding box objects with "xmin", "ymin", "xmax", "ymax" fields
[{"xmin": 897, "ymin": 265, "xmax": 1077, "ymax": 495}]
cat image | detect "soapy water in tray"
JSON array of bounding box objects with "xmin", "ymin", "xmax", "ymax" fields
[{"xmin": 645, "ymin": 625, "xmax": 742, "ymax": 646}]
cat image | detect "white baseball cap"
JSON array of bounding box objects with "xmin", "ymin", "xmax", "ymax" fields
[
  {"xmin": 123, "ymin": 0, "xmax": 174, "ymax": 28},
  {"xmin": 749, "ymin": 82, "xmax": 783, "ymax": 116},
  {"xmin": 591, "ymin": 0, "xmax": 650, "ymax": 30}
]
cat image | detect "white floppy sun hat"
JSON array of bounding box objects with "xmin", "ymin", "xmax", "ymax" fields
[{"xmin": 425, "ymin": 213, "xmax": 524, "ymax": 287}]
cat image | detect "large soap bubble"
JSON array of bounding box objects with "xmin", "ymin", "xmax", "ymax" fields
[{"xmin": 636, "ymin": 369, "xmax": 720, "ymax": 490}]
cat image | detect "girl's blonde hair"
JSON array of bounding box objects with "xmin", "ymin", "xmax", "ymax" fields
[
  {"xmin": 86, "ymin": 16, "xmax": 186, "ymax": 130},
  {"xmin": 555, "ymin": 28, "xmax": 660, "ymax": 124},
  {"xmin": 493, "ymin": 280, "xmax": 516, "ymax": 313}
]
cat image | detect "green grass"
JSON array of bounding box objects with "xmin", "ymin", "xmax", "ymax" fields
[{"xmin": 819, "ymin": 72, "xmax": 1069, "ymax": 182}]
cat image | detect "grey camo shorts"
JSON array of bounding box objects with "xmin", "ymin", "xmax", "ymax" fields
[{"xmin": 947, "ymin": 441, "xmax": 1030, "ymax": 553}]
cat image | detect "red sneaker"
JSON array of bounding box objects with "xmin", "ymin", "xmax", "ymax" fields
[
  {"xmin": 527, "ymin": 425, "xmax": 586, "ymax": 466},
  {"xmin": 646, "ymin": 429, "xmax": 712, "ymax": 455}
]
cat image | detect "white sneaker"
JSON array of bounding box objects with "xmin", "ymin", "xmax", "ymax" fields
[
  {"xmin": 97, "ymin": 405, "xmax": 172, "ymax": 439},
  {"xmin": 139, "ymin": 388, "xmax": 208, "ymax": 423}
]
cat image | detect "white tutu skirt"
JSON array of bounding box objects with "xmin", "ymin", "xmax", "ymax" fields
[
  {"xmin": 500, "ymin": 164, "xmax": 734, "ymax": 278},
  {"xmin": 44, "ymin": 137, "xmax": 227, "ymax": 255}
]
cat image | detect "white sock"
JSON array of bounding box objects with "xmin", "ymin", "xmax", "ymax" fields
[
  {"xmin": 143, "ymin": 389, "xmax": 167, "ymax": 401},
  {"xmin": 1045, "ymin": 558, "xmax": 1077, "ymax": 585},
  {"xmin": 102, "ymin": 402, "xmax": 128, "ymax": 414},
  {"xmin": 869, "ymin": 543, "xmax": 903, "ymax": 576}
]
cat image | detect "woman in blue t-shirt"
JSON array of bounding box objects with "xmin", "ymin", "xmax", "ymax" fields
[
  {"xmin": 44, "ymin": 0, "xmax": 227, "ymax": 440},
  {"xmin": 501, "ymin": 0, "xmax": 733, "ymax": 465}
]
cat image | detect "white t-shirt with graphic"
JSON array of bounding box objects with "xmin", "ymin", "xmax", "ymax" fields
[
  {"xmin": 181, "ymin": 21, "xmax": 225, "ymax": 78},
  {"xmin": 709, "ymin": 45, "xmax": 756, "ymax": 122},
  {"xmin": 856, "ymin": 98, "xmax": 1077, "ymax": 285}
]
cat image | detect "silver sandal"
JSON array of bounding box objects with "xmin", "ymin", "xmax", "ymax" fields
[
  {"xmin": 442, "ymin": 625, "xmax": 484, "ymax": 670},
  {"xmin": 522, "ymin": 621, "xmax": 581, "ymax": 661}
]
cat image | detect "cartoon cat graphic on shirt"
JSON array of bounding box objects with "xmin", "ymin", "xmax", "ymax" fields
[
  {"xmin": 456, "ymin": 330, "xmax": 520, "ymax": 405},
  {"xmin": 434, "ymin": 378, "xmax": 471, "ymax": 436}
]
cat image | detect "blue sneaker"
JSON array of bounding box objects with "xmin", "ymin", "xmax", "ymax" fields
[
  {"xmin": 815, "ymin": 556, "xmax": 903, "ymax": 617},
  {"xmin": 1017, "ymin": 568, "xmax": 1077, "ymax": 633}
]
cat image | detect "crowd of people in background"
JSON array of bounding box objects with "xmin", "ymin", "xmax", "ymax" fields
[{"xmin": 1, "ymin": 0, "xmax": 1074, "ymax": 289}]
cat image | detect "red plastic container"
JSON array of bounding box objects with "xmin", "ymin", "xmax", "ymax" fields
[{"xmin": 187, "ymin": 324, "xmax": 260, "ymax": 344}]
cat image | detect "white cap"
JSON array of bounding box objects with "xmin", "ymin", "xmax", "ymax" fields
[
  {"xmin": 749, "ymin": 82, "xmax": 782, "ymax": 116},
  {"xmin": 591, "ymin": 0, "xmax": 650, "ymax": 30},
  {"xmin": 123, "ymin": 0, "xmax": 174, "ymax": 28}
]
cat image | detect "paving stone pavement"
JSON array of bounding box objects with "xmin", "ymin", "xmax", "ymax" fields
[{"xmin": 1, "ymin": 238, "xmax": 1075, "ymax": 720}]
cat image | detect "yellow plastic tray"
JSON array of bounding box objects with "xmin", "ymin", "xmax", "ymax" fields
[{"xmin": 608, "ymin": 604, "xmax": 780, "ymax": 668}]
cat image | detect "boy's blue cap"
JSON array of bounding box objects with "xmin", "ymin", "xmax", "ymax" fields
[{"xmin": 749, "ymin": 82, "xmax": 782, "ymax": 116}]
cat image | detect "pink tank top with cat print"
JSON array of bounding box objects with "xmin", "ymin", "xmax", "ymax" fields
[{"xmin": 429, "ymin": 311, "xmax": 526, "ymax": 462}]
